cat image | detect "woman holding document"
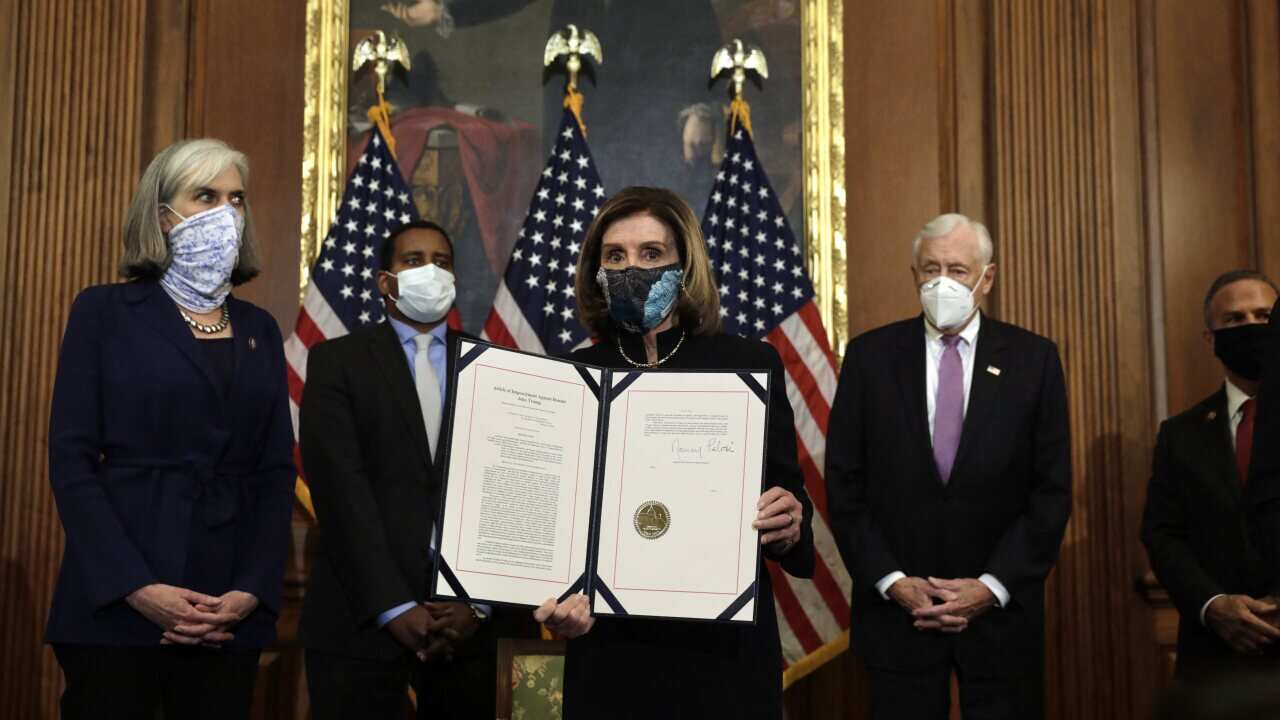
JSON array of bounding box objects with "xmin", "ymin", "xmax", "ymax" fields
[{"xmin": 533, "ymin": 186, "xmax": 815, "ymax": 718}]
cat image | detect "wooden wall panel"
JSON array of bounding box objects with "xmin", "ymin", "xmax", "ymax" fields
[
  {"xmin": 1153, "ymin": 1, "xmax": 1254, "ymax": 416},
  {"xmin": 0, "ymin": 1, "xmax": 148, "ymax": 716},
  {"xmin": 186, "ymin": 0, "xmax": 306, "ymax": 330},
  {"xmin": 1247, "ymin": 0, "xmax": 1280, "ymax": 285},
  {"xmin": 990, "ymin": 2, "xmax": 1157, "ymax": 717},
  {"xmin": 842, "ymin": 0, "xmax": 943, "ymax": 337}
]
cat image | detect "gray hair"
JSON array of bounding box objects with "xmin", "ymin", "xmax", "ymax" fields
[
  {"xmin": 911, "ymin": 213, "xmax": 994, "ymax": 266},
  {"xmin": 119, "ymin": 138, "xmax": 261, "ymax": 284}
]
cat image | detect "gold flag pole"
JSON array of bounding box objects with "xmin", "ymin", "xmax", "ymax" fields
[
  {"xmin": 710, "ymin": 39, "xmax": 769, "ymax": 136},
  {"xmin": 352, "ymin": 30, "xmax": 412, "ymax": 159},
  {"xmin": 543, "ymin": 24, "xmax": 603, "ymax": 136},
  {"xmin": 295, "ymin": 29, "xmax": 413, "ymax": 524}
]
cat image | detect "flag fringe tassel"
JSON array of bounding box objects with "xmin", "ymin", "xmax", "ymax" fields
[
  {"xmin": 367, "ymin": 91, "xmax": 398, "ymax": 160},
  {"xmin": 564, "ymin": 88, "xmax": 587, "ymax": 138},
  {"xmin": 295, "ymin": 477, "xmax": 316, "ymax": 522}
]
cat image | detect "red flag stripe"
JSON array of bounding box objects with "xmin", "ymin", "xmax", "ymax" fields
[
  {"xmin": 287, "ymin": 362, "xmax": 305, "ymax": 407},
  {"xmin": 766, "ymin": 561, "xmax": 824, "ymax": 652},
  {"xmin": 779, "ymin": 313, "xmax": 837, "ymax": 404},
  {"xmin": 484, "ymin": 282, "xmax": 547, "ymax": 353},
  {"xmin": 796, "ymin": 302, "xmax": 838, "ymax": 371},
  {"xmin": 768, "ymin": 329, "xmax": 830, "ymax": 436},
  {"xmin": 294, "ymin": 309, "xmax": 327, "ymax": 350},
  {"xmin": 795, "ymin": 434, "xmax": 827, "ymax": 516},
  {"xmin": 482, "ymin": 308, "xmax": 517, "ymax": 349}
]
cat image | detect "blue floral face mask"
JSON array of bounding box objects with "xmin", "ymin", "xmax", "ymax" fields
[
  {"xmin": 596, "ymin": 263, "xmax": 683, "ymax": 333},
  {"xmin": 159, "ymin": 203, "xmax": 244, "ymax": 312}
]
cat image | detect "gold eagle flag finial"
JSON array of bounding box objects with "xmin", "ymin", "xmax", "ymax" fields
[
  {"xmin": 352, "ymin": 30, "xmax": 412, "ymax": 98},
  {"xmin": 544, "ymin": 24, "xmax": 603, "ymax": 135},
  {"xmin": 710, "ymin": 39, "xmax": 768, "ymax": 136},
  {"xmin": 352, "ymin": 30, "xmax": 412, "ymax": 158}
]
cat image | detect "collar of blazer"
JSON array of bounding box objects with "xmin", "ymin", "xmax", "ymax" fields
[
  {"xmin": 126, "ymin": 280, "xmax": 250, "ymax": 403},
  {"xmin": 366, "ymin": 321, "xmax": 465, "ymax": 475},
  {"xmin": 896, "ymin": 313, "xmax": 1009, "ymax": 485}
]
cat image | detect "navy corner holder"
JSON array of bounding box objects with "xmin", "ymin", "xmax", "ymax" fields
[
  {"xmin": 576, "ymin": 366, "xmax": 601, "ymax": 399},
  {"xmin": 435, "ymin": 556, "xmax": 471, "ymax": 602},
  {"xmin": 592, "ymin": 576, "xmax": 627, "ymax": 615},
  {"xmin": 557, "ymin": 573, "xmax": 588, "ymax": 603},
  {"xmin": 456, "ymin": 343, "xmax": 489, "ymax": 373},
  {"xmin": 608, "ymin": 371, "xmax": 643, "ymax": 403},
  {"xmin": 736, "ymin": 372, "xmax": 769, "ymax": 405},
  {"xmin": 716, "ymin": 581, "xmax": 758, "ymax": 622}
]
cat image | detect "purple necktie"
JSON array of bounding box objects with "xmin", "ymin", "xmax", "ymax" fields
[{"xmin": 933, "ymin": 334, "xmax": 964, "ymax": 484}]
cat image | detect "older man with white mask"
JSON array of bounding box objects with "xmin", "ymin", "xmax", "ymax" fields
[{"xmin": 826, "ymin": 214, "xmax": 1072, "ymax": 719}]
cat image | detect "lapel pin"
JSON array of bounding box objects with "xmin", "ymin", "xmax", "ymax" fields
[
  {"xmin": 986, "ymin": 365, "xmax": 1001, "ymax": 376},
  {"xmin": 248, "ymin": 337, "xmax": 257, "ymax": 351},
  {"xmin": 1206, "ymin": 410, "xmax": 1217, "ymax": 422}
]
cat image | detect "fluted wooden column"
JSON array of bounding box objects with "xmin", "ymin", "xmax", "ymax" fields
[
  {"xmin": 0, "ymin": 1, "xmax": 146, "ymax": 716},
  {"xmin": 990, "ymin": 1, "xmax": 1156, "ymax": 717}
]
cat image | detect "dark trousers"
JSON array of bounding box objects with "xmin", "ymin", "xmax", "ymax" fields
[
  {"xmin": 53, "ymin": 644, "xmax": 260, "ymax": 720},
  {"xmin": 867, "ymin": 658, "xmax": 1042, "ymax": 720},
  {"xmin": 306, "ymin": 646, "xmax": 499, "ymax": 720},
  {"xmin": 306, "ymin": 650, "xmax": 416, "ymax": 720}
]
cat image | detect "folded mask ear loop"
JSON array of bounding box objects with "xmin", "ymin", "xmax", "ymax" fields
[
  {"xmin": 160, "ymin": 203, "xmax": 187, "ymax": 228},
  {"xmin": 380, "ymin": 270, "xmax": 400, "ymax": 304}
]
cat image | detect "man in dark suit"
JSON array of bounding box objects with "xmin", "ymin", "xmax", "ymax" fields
[
  {"xmin": 1249, "ymin": 297, "xmax": 1280, "ymax": 622},
  {"xmin": 826, "ymin": 214, "xmax": 1072, "ymax": 719},
  {"xmin": 300, "ymin": 221, "xmax": 534, "ymax": 719},
  {"xmin": 1143, "ymin": 270, "xmax": 1280, "ymax": 678}
]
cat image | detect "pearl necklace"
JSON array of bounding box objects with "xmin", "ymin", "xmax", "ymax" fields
[
  {"xmin": 179, "ymin": 304, "xmax": 230, "ymax": 334},
  {"xmin": 617, "ymin": 331, "xmax": 685, "ymax": 368}
]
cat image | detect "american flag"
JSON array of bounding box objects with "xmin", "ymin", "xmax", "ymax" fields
[
  {"xmin": 482, "ymin": 108, "xmax": 605, "ymax": 353},
  {"xmin": 702, "ymin": 122, "xmax": 852, "ymax": 683},
  {"xmin": 284, "ymin": 127, "xmax": 419, "ymax": 510}
]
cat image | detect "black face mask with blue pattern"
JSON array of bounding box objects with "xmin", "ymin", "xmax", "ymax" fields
[{"xmin": 596, "ymin": 263, "xmax": 683, "ymax": 333}]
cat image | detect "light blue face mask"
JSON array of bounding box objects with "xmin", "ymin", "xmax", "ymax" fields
[
  {"xmin": 595, "ymin": 263, "xmax": 683, "ymax": 333},
  {"xmin": 158, "ymin": 203, "xmax": 244, "ymax": 312}
]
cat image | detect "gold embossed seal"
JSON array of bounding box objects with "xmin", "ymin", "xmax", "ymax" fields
[{"xmin": 633, "ymin": 501, "xmax": 671, "ymax": 540}]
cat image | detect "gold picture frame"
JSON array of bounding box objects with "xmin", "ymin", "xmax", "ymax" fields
[{"xmin": 299, "ymin": 0, "xmax": 846, "ymax": 356}]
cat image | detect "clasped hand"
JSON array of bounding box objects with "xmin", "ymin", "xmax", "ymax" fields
[
  {"xmin": 385, "ymin": 601, "xmax": 481, "ymax": 662},
  {"xmin": 1204, "ymin": 594, "xmax": 1280, "ymax": 654},
  {"xmin": 127, "ymin": 584, "xmax": 257, "ymax": 647},
  {"xmin": 888, "ymin": 576, "xmax": 995, "ymax": 634}
]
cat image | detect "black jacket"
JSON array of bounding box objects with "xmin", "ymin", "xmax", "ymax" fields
[
  {"xmin": 1142, "ymin": 387, "xmax": 1276, "ymax": 675},
  {"xmin": 46, "ymin": 281, "xmax": 295, "ymax": 648},
  {"xmin": 1248, "ymin": 300, "xmax": 1280, "ymax": 587},
  {"xmin": 562, "ymin": 328, "xmax": 815, "ymax": 720},
  {"xmin": 298, "ymin": 322, "xmax": 536, "ymax": 684},
  {"xmin": 825, "ymin": 314, "xmax": 1072, "ymax": 674}
]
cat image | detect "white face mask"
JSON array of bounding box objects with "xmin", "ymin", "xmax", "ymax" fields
[
  {"xmin": 919, "ymin": 265, "xmax": 988, "ymax": 331},
  {"xmin": 388, "ymin": 263, "xmax": 455, "ymax": 323}
]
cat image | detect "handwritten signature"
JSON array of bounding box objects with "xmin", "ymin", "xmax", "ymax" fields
[{"xmin": 670, "ymin": 438, "xmax": 736, "ymax": 460}]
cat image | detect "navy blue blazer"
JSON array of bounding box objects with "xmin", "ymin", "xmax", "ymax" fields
[{"xmin": 45, "ymin": 281, "xmax": 295, "ymax": 647}]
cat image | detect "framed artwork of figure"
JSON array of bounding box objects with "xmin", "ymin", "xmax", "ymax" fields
[{"xmin": 302, "ymin": 0, "xmax": 845, "ymax": 349}]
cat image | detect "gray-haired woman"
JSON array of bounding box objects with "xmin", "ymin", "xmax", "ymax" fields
[{"xmin": 46, "ymin": 139, "xmax": 295, "ymax": 718}]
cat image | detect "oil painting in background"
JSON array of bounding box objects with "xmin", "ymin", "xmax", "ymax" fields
[{"xmin": 347, "ymin": 0, "xmax": 803, "ymax": 333}]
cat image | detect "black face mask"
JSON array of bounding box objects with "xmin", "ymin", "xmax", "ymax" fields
[{"xmin": 1213, "ymin": 323, "xmax": 1268, "ymax": 382}]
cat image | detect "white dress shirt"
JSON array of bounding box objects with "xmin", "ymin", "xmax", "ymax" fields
[
  {"xmin": 1198, "ymin": 378, "xmax": 1254, "ymax": 625},
  {"xmin": 875, "ymin": 313, "xmax": 1011, "ymax": 608}
]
